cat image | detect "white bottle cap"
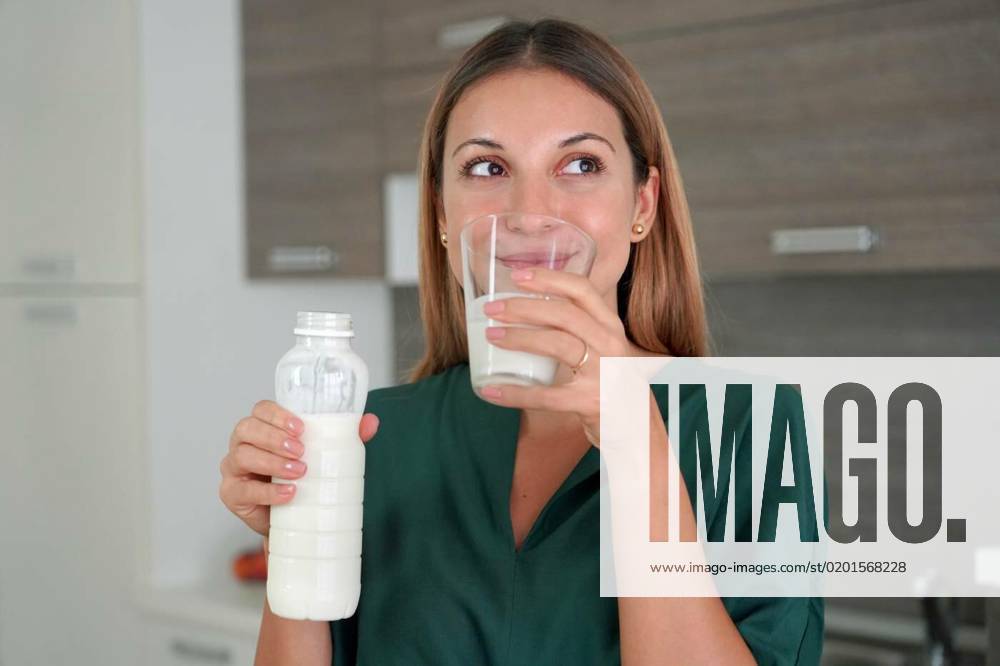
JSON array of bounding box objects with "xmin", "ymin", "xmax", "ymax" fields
[{"xmin": 294, "ymin": 311, "xmax": 354, "ymax": 338}]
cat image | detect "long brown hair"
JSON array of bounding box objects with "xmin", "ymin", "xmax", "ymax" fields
[{"xmin": 409, "ymin": 18, "xmax": 708, "ymax": 382}]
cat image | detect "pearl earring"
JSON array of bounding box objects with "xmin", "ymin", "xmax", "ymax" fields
[
  {"xmin": 440, "ymin": 231, "xmax": 448, "ymax": 246},
  {"xmin": 632, "ymin": 223, "xmax": 645, "ymax": 236}
]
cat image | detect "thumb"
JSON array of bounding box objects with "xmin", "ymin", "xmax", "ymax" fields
[{"xmin": 359, "ymin": 413, "xmax": 380, "ymax": 444}]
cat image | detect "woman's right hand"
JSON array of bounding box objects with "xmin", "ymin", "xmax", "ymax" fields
[{"xmin": 218, "ymin": 400, "xmax": 379, "ymax": 537}]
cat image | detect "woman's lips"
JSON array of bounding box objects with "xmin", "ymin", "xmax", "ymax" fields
[{"xmin": 498, "ymin": 251, "xmax": 575, "ymax": 271}]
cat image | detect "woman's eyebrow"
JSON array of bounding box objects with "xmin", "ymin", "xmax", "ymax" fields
[
  {"xmin": 452, "ymin": 137, "xmax": 503, "ymax": 157},
  {"xmin": 451, "ymin": 132, "xmax": 616, "ymax": 157},
  {"xmin": 559, "ymin": 132, "xmax": 616, "ymax": 154}
]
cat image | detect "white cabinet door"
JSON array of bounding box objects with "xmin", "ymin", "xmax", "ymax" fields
[
  {"xmin": 143, "ymin": 618, "xmax": 258, "ymax": 666},
  {"xmin": 383, "ymin": 172, "xmax": 420, "ymax": 285},
  {"xmin": 0, "ymin": 296, "xmax": 143, "ymax": 665},
  {"xmin": 0, "ymin": 1, "xmax": 140, "ymax": 285}
]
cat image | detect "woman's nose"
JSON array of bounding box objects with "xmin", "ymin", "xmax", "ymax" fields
[
  {"xmin": 506, "ymin": 179, "xmax": 564, "ymax": 228},
  {"xmin": 505, "ymin": 212, "xmax": 556, "ymax": 234}
]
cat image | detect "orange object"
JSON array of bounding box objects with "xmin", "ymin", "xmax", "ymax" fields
[{"xmin": 232, "ymin": 544, "xmax": 267, "ymax": 581}]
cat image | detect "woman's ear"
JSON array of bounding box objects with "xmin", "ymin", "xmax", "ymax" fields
[
  {"xmin": 631, "ymin": 165, "xmax": 659, "ymax": 241},
  {"xmin": 434, "ymin": 198, "xmax": 447, "ymax": 237}
]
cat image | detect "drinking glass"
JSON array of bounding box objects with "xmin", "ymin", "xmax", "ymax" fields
[{"xmin": 460, "ymin": 212, "xmax": 597, "ymax": 398}]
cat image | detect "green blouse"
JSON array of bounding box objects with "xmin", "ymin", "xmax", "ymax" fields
[{"xmin": 329, "ymin": 362, "xmax": 824, "ymax": 665}]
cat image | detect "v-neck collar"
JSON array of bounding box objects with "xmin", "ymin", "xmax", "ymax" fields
[{"xmin": 452, "ymin": 362, "xmax": 601, "ymax": 554}]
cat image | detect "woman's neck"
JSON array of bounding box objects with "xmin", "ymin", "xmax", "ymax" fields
[{"xmin": 520, "ymin": 402, "xmax": 579, "ymax": 436}]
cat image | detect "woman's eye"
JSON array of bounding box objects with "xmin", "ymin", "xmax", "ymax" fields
[
  {"xmin": 563, "ymin": 157, "xmax": 603, "ymax": 175},
  {"xmin": 461, "ymin": 156, "xmax": 604, "ymax": 178},
  {"xmin": 466, "ymin": 160, "xmax": 506, "ymax": 177}
]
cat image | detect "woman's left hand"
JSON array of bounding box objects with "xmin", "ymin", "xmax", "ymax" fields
[{"xmin": 477, "ymin": 266, "xmax": 638, "ymax": 446}]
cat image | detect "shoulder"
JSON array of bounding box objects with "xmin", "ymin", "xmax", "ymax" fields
[
  {"xmin": 725, "ymin": 595, "xmax": 824, "ymax": 665},
  {"xmin": 360, "ymin": 363, "xmax": 469, "ymax": 465},
  {"xmin": 363, "ymin": 362, "xmax": 468, "ymax": 421}
]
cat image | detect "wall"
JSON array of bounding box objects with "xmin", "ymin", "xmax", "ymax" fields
[{"xmin": 139, "ymin": 0, "xmax": 393, "ymax": 587}]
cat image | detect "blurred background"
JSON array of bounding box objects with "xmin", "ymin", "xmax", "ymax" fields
[{"xmin": 1, "ymin": 0, "xmax": 998, "ymax": 663}]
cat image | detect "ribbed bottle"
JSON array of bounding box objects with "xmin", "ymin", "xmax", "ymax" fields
[{"xmin": 268, "ymin": 311, "xmax": 368, "ymax": 620}]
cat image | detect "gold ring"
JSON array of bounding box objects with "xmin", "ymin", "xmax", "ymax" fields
[{"xmin": 571, "ymin": 340, "xmax": 590, "ymax": 374}]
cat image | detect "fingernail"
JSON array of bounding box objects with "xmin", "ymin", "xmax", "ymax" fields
[
  {"xmin": 283, "ymin": 439, "xmax": 305, "ymax": 457},
  {"xmin": 288, "ymin": 416, "xmax": 304, "ymax": 434},
  {"xmin": 284, "ymin": 460, "xmax": 306, "ymax": 475},
  {"xmin": 486, "ymin": 326, "xmax": 506, "ymax": 340},
  {"xmin": 511, "ymin": 269, "xmax": 533, "ymax": 281},
  {"xmin": 278, "ymin": 484, "xmax": 295, "ymax": 495},
  {"xmin": 483, "ymin": 300, "xmax": 504, "ymax": 315},
  {"xmin": 481, "ymin": 386, "xmax": 502, "ymax": 398}
]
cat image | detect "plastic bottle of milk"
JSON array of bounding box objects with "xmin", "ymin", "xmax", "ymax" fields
[{"xmin": 268, "ymin": 311, "xmax": 369, "ymax": 620}]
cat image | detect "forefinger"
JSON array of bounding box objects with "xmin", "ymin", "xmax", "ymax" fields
[
  {"xmin": 251, "ymin": 399, "xmax": 304, "ymax": 437},
  {"xmin": 511, "ymin": 267, "xmax": 621, "ymax": 332}
]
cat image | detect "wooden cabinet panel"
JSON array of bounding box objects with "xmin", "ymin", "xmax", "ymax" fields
[
  {"xmin": 379, "ymin": 69, "xmax": 445, "ymax": 173},
  {"xmin": 557, "ymin": 0, "xmax": 843, "ymax": 40},
  {"xmin": 374, "ymin": 0, "xmax": 841, "ymax": 174},
  {"xmin": 246, "ymin": 172, "xmax": 383, "ymax": 277},
  {"xmin": 242, "ymin": 1, "xmax": 384, "ymax": 278},
  {"xmin": 246, "ymin": 0, "xmax": 1000, "ymax": 280},
  {"xmin": 375, "ymin": 0, "xmax": 529, "ymax": 71},
  {"xmin": 245, "ymin": 70, "xmax": 381, "ymax": 180},
  {"xmin": 693, "ymin": 194, "xmax": 1000, "ymax": 277},
  {"xmin": 374, "ymin": 0, "xmax": 840, "ymax": 72},
  {"xmin": 242, "ymin": 0, "xmax": 377, "ymax": 74},
  {"xmin": 617, "ymin": 0, "xmax": 1000, "ymax": 277}
]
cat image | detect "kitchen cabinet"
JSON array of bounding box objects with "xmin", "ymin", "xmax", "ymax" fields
[
  {"xmin": 0, "ymin": 296, "xmax": 143, "ymax": 665},
  {"xmin": 378, "ymin": 68, "xmax": 445, "ymax": 174},
  {"xmin": 618, "ymin": 0, "xmax": 1000, "ymax": 278},
  {"xmin": 245, "ymin": 0, "xmax": 865, "ymax": 270},
  {"xmin": 374, "ymin": 0, "xmax": 842, "ymax": 73},
  {"xmin": 0, "ymin": 0, "xmax": 140, "ymax": 285},
  {"xmin": 376, "ymin": 0, "xmax": 1000, "ymax": 277},
  {"xmin": 374, "ymin": 0, "xmax": 844, "ymax": 174},
  {"xmin": 244, "ymin": 0, "xmax": 1000, "ymax": 281},
  {"xmin": 143, "ymin": 617, "xmax": 257, "ymax": 666},
  {"xmin": 0, "ymin": 5, "xmax": 145, "ymax": 663},
  {"xmin": 241, "ymin": 1, "xmax": 376, "ymax": 75},
  {"xmin": 242, "ymin": 1, "xmax": 384, "ymax": 278}
]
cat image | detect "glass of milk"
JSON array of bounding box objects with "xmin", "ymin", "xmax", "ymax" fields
[{"xmin": 460, "ymin": 212, "xmax": 597, "ymax": 398}]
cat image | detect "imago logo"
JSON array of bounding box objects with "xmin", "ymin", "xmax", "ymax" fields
[
  {"xmin": 600, "ymin": 357, "xmax": 1000, "ymax": 598},
  {"xmin": 665, "ymin": 382, "xmax": 964, "ymax": 544}
]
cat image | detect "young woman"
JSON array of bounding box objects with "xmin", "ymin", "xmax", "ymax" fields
[{"xmin": 220, "ymin": 18, "xmax": 824, "ymax": 665}]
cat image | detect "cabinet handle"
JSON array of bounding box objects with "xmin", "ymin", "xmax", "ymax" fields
[
  {"xmin": 438, "ymin": 16, "xmax": 510, "ymax": 49},
  {"xmin": 20, "ymin": 254, "xmax": 76, "ymax": 279},
  {"xmin": 770, "ymin": 226, "xmax": 879, "ymax": 255},
  {"xmin": 169, "ymin": 638, "xmax": 232, "ymax": 663},
  {"xmin": 22, "ymin": 302, "xmax": 78, "ymax": 325},
  {"xmin": 267, "ymin": 245, "xmax": 339, "ymax": 273}
]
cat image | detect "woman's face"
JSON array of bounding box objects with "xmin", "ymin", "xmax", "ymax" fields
[{"xmin": 438, "ymin": 67, "xmax": 659, "ymax": 310}]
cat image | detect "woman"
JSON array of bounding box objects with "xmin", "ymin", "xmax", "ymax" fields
[{"xmin": 219, "ymin": 18, "xmax": 824, "ymax": 665}]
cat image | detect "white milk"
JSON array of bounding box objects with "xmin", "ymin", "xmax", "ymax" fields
[
  {"xmin": 268, "ymin": 412, "xmax": 365, "ymax": 620},
  {"xmin": 467, "ymin": 291, "xmax": 558, "ymax": 393}
]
